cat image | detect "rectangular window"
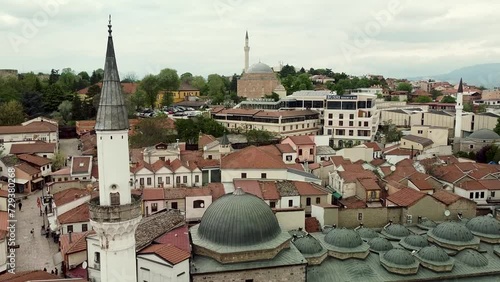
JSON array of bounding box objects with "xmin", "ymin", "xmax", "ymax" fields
[
  {"xmin": 151, "ymin": 203, "xmax": 158, "ymax": 212},
  {"xmin": 475, "ymin": 192, "xmax": 479, "ymax": 198},
  {"xmin": 270, "ymin": 202, "xmax": 276, "ymax": 208},
  {"xmin": 166, "ymin": 177, "xmax": 170, "ymax": 184},
  {"xmin": 67, "ymin": 225, "xmax": 73, "ymax": 233},
  {"xmin": 183, "ymin": 176, "xmax": 188, "ymax": 183},
  {"xmin": 288, "ymin": 200, "xmax": 293, "ymax": 207},
  {"xmin": 195, "ymin": 175, "xmax": 199, "ymax": 183},
  {"xmin": 286, "ymin": 155, "xmax": 292, "ymax": 161},
  {"xmin": 339, "ymin": 121, "xmax": 344, "ymax": 126},
  {"xmin": 299, "ymin": 149, "xmax": 303, "ymax": 155},
  {"xmin": 139, "ymin": 178, "xmax": 144, "ymax": 185},
  {"xmin": 349, "ymin": 130, "xmax": 354, "ymax": 136},
  {"xmin": 492, "ymin": 191, "xmax": 496, "ymax": 198},
  {"xmin": 158, "ymin": 177, "xmax": 163, "ymax": 184},
  {"xmin": 147, "ymin": 178, "xmax": 152, "ymax": 186},
  {"xmin": 171, "ymin": 202, "xmax": 178, "ymax": 209},
  {"xmin": 310, "ymin": 148, "xmax": 313, "ymax": 154},
  {"xmin": 328, "ymin": 121, "xmax": 333, "ymax": 126},
  {"xmin": 94, "ymin": 252, "xmax": 100, "ymax": 269},
  {"xmin": 470, "ymin": 192, "xmax": 474, "ymax": 199},
  {"xmin": 82, "ymin": 224, "xmax": 88, "ymax": 232},
  {"xmin": 349, "ymin": 114, "xmax": 354, "ymax": 119},
  {"xmin": 349, "ymin": 121, "xmax": 354, "ymax": 126},
  {"xmin": 306, "ymin": 197, "xmax": 311, "ymax": 206},
  {"xmin": 418, "ymin": 130, "xmax": 423, "ymax": 134},
  {"xmin": 364, "ymin": 121, "xmax": 369, "ymax": 127},
  {"xmin": 339, "ymin": 114, "xmax": 344, "ymax": 119},
  {"xmin": 480, "ymin": 192, "xmax": 484, "ymax": 198},
  {"xmin": 159, "ymin": 157, "xmax": 165, "ymax": 161},
  {"xmin": 316, "ymin": 197, "xmax": 320, "ymax": 204},
  {"xmin": 358, "ymin": 213, "xmax": 363, "ymax": 221},
  {"xmin": 241, "ymin": 173, "xmax": 247, "ymax": 179},
  {"xmin": 328, "ymin": 114, "xmax": 333, "ymax": 119},
  {"xmin": 261, "ymin": 173, "xmax": 267, "ymax": 179},
  {"xmin": 176, "ymin": 176, "xmax": 181, "ymax": 184}
]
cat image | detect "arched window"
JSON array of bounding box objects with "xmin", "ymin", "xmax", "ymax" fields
[
  {"xmin": 110, "ymin": 192, "xmax": 120, "ymax": 206},
  {"xmin": 193, "ymin": 200, "xmax": 205, "ymax": 209}
]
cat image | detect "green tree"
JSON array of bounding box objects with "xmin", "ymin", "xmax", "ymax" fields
[
  {"xmin": 71, "ymin": 95, "xmax": 84, "ymax": 121},
  {"xmin": 415, "ymin": 96, "xmax": 432, "ymax": 103},
  {"xmin": 48, "ymin": 69, "xmax": 60, "ymax": 85},
  {"xmin": 21, "ymin": 91, "xmax": 45, "ymax": 118},
  {"xmin": 476, "ymin": 104, "xmax": 486, "ymax": 113},
  {"xmin": 160, "ymin": 92, "xmax": 174, "ymax": 107},
  {"xmin": 180, "ymin": 72, "xmax": 193, "ymax": 84},
  {"xmin": 0, "ymin": 100, "xmax": 25, "ymax": 125},
  {"xmin": 191, "ymin": 76, "xmax": 207, "ymax": 95},
  {"xmin": 130, "ymin": 90, "xmax": 146, "ymax": 111},
  {"xmin": 206, "ymin": 74, "xmax": 227, "ymax": 97},
  {"xmin": 51, "ymin": 152, "xmax": 66, "ymax": 171},
  {"xmin": 494, "ymin": 118, "xmax": 500, "ymax": 136},
  {"xmin": 43, "ymin": 84, "xmax": 68, "ymax": 113},
  {"xmin": 430, "ymin": 89, "xmax": 442, "ymax": 100},
  {"xmin": 264, "ymin": 92, "xmax": 280, "ymax": 101},
  {"xmin": 380, "ymin": 120, "xmax": 402, "ymax": 143},
  {"xmin": 78, "ymin": 71, "xmax": 90, "ymax": 82},
  {"xmin": 441, "ymin": 95, "xmax": 456, "ymax": 103},
  {"xmin": 0, "ymin": 76, "xmax": 23, "ymax": 102},
  {"xmin": 299, "ymin": 67, "xmax": 306, "ymax": 74},
  {"xmin": 158, "ymin": 68, "xmax": 180, "ymax": 92},
  {"xmin": 121, "ymin": 72, "xmax": 138, "ymax": 83},
  {"xmin": 175, "ymin": 116, "xmax": 226, "ymax": 143},
  {"xmin": 229, "ymin": 74, "xmax": 238, "ymax": 93},
  {"xmin": 279, "ymin": 64, "xmax": 296, "ymax": 78},
  {"xmin": 245, "ymin": 129, "xmax": 276, "ymax": 144},
  {"xmin": 396, "ymin": 82, "xmax": 413, "ymax": 93},
  {"xmin": 463, "ymin": 102, "xmax": 473, "ymax": 113},
  {"xmin": 391, "ymin": 96, "xmax": 400, "ymax": 102},
  {"xmin": 129, "ymin": 117, "xmax": 177, "ymax": 148},
  {"xmin": 139, "ymin": 74, "xmax": 160, "ymax": 109},
  {"xmin": 58, "ymin": 100, "xmax": 73, "ymax": 122}
]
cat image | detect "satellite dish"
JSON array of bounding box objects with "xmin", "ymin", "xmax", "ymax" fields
[
  {"xmin": 82, "ymin": 261, "xmax": 87, "ymax": 269},
  {"xmin": 390, "ymin": 166, "xmax": 396, "ymax": 172},
  {"xmin": 444, "ymin": 210, "xmax": 450, "ymax": 217}
]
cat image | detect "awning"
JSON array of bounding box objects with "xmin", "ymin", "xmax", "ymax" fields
[
  {"xmin": 15, "ymin": 179, "xmax": 29, "ymax": 184},
  {"xmin": 333, "ymin": 191, "xmax": 343, "ymax": 200},
  {"xmin": 32, "ymin": 178, "xmax": 44, "ymax": 183}
]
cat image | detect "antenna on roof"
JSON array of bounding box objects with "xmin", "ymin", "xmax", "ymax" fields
[{"xmin": 390, "ymin": 166, "xmax": 396, "ymax": 172}]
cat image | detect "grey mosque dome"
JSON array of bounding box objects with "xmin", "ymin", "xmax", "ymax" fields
[
  {"xmin": 417, "ymin": 245, "xmax": 450, "ymax": 263},
  {"xmin": 356, "ymin": 227, "xmax": 379, "ymax": 241},
  {"xmin": 368, "ymin": 237, "xmax": 394, "ymax": 253},
  {"xmin": 197, "ymin": 188, "xmax": 281, "ymax": 246},
  {"xmin": 381, "ymin": 224, "xmax": 411, "ymax": 240},
  {"xmin": 468, "ymin": 129, "xmax": 500, "ymax": 140},
  {"xmin": 324, "ymin": 228, "xmax": 363, "ymax": 248},
  {"xmin": 293, "ymin": 235, "xmax": 324, "ymax": 255},
  {"xmin": 455, "ymin": 249, "xmax": 489, "ymax": 267},
  {"xmin": 400, "ymin": 235, "xmax": 429, "ymax": 250},
  {"xmin": 322, "ymin": 226, "xmax": 334, "ymax": 234},
  {"xmin": 430, "ymin": 222, "xmax": 475, "ymax": 242},
  {"xmin": 466, "ymin": 215, "xmax": 500, "ymax": 237},
  {"xmin": 246, "ymin": 62, "xmax": 274, "ymax": 74},
  {"xmin": 382, "ymin": 248, "xmax": 417, "ymax": 266},
  {"xmin": 418, "ymin": 218, "xmax": 437, "ymax": 230}
]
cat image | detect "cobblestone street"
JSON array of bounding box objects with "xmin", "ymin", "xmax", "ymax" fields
[{"xmin": 15, "ymin": 189, "xmax": 60, "ymax": 273}]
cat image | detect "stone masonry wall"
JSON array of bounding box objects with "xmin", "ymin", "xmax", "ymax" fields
[{"xmin": 192, "ymin": 264, "xmax": 307, "ymax": 282}]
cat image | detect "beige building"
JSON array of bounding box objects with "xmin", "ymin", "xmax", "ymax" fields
[
  {"xmin": 237, "ymin": 62, "xmax": 282, "ymax": 99},
  {"xmin": 211, "ymin": 108, "xmax": 320, "ymax": 137},
  {"xmin": 400, "ymin": 135, "xmax": 434, "ymax": 152},
  {"xmin": 410, "ymin": 125, "xmax": 449, "ymax": 147}
]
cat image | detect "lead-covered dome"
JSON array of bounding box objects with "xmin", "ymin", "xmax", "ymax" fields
[
  {"xmin": 468, "ymin": 129, "xmax": 500, "ymax": 140},
  {"xmin": 455, "ymin": 249, "xmax": 488, "ymax": 267},
  {"xmin": 293, "ymin": 235, "xmax": 324, "ymax": 255},
  {"xmin": 381, "ymin": 224, "xmax": 411, "ymax": 240},
  {"xmin": 325, "ymin": 228, "xmax": 363, "ymax": 248},
  {"xmin": 418, "ymin": 218, "xmax": 437, "ymax": 230},
  {"xmin": 247, "ymin": 62, "xmax": 274, "ymax": 73},
  {"xmin": 466, "ymin": 216, "xmax": 500, "ymax": 237},
  {"xmin": 369, "ymin": 237, "xmax": 393, "ymax": 253},
  {"xmin": 430, "ymin": 222, "xmax": 474, "ymax": 242},
  {"xmin": 198, "ymin": 189, "xmax": 281, "ymax": 246},
  {"xmin": 382, "ymin": 248, "xmax": 416, "ymax": 266},
  {"xmin": 400, "ymin": 235, "xmax": 429, "ymax": 250},
  {"xmin": 417, "ymin": 245, "xmax": 450, "ymax": 262},
  {"xmin": 356, "ymin": 227, "xmax": 379, "ymax": 241}
]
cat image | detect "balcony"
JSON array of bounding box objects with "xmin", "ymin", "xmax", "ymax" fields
[{"xmin": 89, "ymin": 194, "xmax": 142, "ymax": 223}]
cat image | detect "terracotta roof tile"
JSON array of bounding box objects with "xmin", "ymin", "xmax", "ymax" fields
[
  {"xmin": 384, "ymin": 148, "xmax": 418, "ymax": 156},
  {"xmin": 15, "ymin": 162, "xmax": 40, "ymax": 175},
  {"xmin": 431, "ymin": 190, "xmax": 463, "ymax": 205},
  {"xmin": 387, "ymin": 188, "xmax": 426, "ymax": 207},
  {"xmin": 338, "ymin": 170, "xmax": 377, "ymax": 183},
  {"xmin": 143, "ymin": 188, "xmax": 166, "ymax": 201},
  {"xmin": 455, "ymin": 162, "xmax": 477, "ymax": 172},
  {"xmin": 363, "ymin": 142, "xmax": 382, "ymax": 151},
  {"xmin": 0, "ymin": 270, "xmax": 59, "ymax": 282},
  {"xmin": 341, "ymin": 164, "xmax": 365, "ymax": 172},
  {"xmin": 331, "ymin": 156, "xmax": 352, "ymax": 167},
  {"xmin": 433, "ymin": 165, "xmax": 466, "ymax": 183},
  {"xmin": 198, "ymin": 134, "xmax": 216, "ymax": 148},
  {"xmin": 293, "ymin": 181, "xmax": 328, "ymax": 196},
  {"xmin": 131, "ymin": 160, "xmax": 154, "ymax": 174},
  {"xmin": 408, "ymin": 175, "xmax": 434, "ymax": 191},
  {"xmin": 276, "ymin": 143, "xmax": 295, "ymax": 153},
  {"xmin": 284, "ymin": 135, "xmax": 315, "ymax": 145},
  {"xmin": 286, "ymin": 163, "xmax": 304, "ymax": 171},
  {"xmin": 305, "ymin": 217, "xmax": 321, "ymax": 233},
  {"xmin": 154, "ymin": 225, "xmax": 190, "ymax": 252},
  {"xmin": 139, "ymin": 243, "xmax": 190, "ymax": 265},
  {"xmin": 71, "ymin": 156, "xmax": 92, "ymax": 174},
  {"xmin": 206, "ymin": 183, "xmax": 225, "ymax": 200},
  {"xmin": 477, "ymin": 179, "xmax": 500, "ymax": 190},
  {"xmin": 370, "ymin": 159, "xmax": 386, "ymax": 166},
  {"xmin": 58, "ymin": 203, "xmax": 89, "ymax": 224},
  {"xmin": 10, "ymin": 142, "xmax": 56, "ymax": 154},
  {"xmin": 16, "ymin": 154, "xmax": 51, "ymax": 166},
  {"xmin": 0, "ymin": 211, "xmax": 7, "ymax": 231},
  {"xmin": 60, "ymin": 230, "xmax": 94, "ymax": 256},
  {"xmin": 164, "ymin": 188, "xmax": 186, "ymax": 200},
  {"xmin": 135, "ymin": 209, "xmax": 185, "ymax": 251},
  {"xmin": 184, "ymin": 187, "xmax": 212, "ymax": 197},
  {"xmin": 53, "ymin": 188, "xmax": 89, "ymax": 206},
  {"xmin": 0, "ymin": 190, "xmax": 7, "ymax": 198},
  {"xmin": 338, "ymin": 196, "xmax": 366, "ymax": 209},
  {"xmin": 260, "ymin": 181, "xmax": 280, "ymax": 200},
  {"xmin": 358, "ymin": 178, "xmax": 382, "ymax": 191},
  {"xmin": 258, "ymin": 144, "xmax": 282, "ymax": 157},
  {"xmin": 0, "ymin": 122, "xmax": 57, "ymax": 134},
  {"xmin": 221, "ymin": 146, "xmax": 286, "ymax": 169},
  {"xmin": 401, "ymin": 135, "xmax": 434, "ymax": 147},
  {"xmin": 459, "ymin": 180, "xmax": 488, "ymax": 191},
  {"xmin": 234, "ymin": 180, "xmax": 263, "ymax": 199}
]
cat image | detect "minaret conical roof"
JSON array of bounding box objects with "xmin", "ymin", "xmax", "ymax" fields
[
  {"xmin": 457, "ymin": 78, "xmax": 463, "ymax": 93},
  {"xmin": 95, "ymin": 16, "xmax": 129, "ymax": 131}
]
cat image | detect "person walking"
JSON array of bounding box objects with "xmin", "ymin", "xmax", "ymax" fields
[
  {"xmin": 43, "ymin": 267, "xmax": 47, "ymax": 272},
  {"xmin": 54, "ymin": 268, "xmax": 58, "ymax": 275},
  {"xmin": 30, "ymin": 228, "xmax": 34, "ymax": 238},
  {"xmin": 18, "ymin": 201, "xmax": 22, "ymax": 211}
]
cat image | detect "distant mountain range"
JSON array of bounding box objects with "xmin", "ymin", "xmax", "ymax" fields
[{"xmin": 408, "ymin": 63, "xmax": 500, "ymax": 89}]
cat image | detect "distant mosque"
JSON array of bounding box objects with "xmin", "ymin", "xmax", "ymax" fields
[{"xmin": 237, "ymin": 31, "xmax": 287, "ymax": 99}]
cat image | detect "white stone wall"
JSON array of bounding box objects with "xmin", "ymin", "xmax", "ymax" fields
[{"xmin": 137, "ymin": 254, "xmax": 189, "ymax": 282}]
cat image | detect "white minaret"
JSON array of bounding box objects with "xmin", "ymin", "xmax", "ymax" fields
[
  {"xmin": 89, "ymin": 16, "xmax": 142, "ymax": 282},
  {"xmin": 244, "ymin": 31, "xmax": 250, "ymax": 72},
  {"xmin": 454, "ymin": 78, "xmax": 464, "ymax": 138}
]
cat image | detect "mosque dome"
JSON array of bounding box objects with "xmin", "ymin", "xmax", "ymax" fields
[
  {"xmin": 368, "ymin": 237, "xmax": 393, "ymax": 253},
  {"xmin": 430, "ymin": 222, "xmax": 475, "ymax": 242},
  {"xmin": 197, "ymin": 188, "xmax": 281, "ymax": 246},
  {"xmin": 322, "ymin": 226, "xmax": 334, "ymax": 234},
  {"xmin": 400, "ymin": 235, "xmax": 429, "ymax": 250},
  {"xmin": 293, "ymin": 235, "xmax": 324, "ymax": 255},
  {"xmin": 382, "ymin": 248, "xmax": 417, "ymax": 266},
  {"xmin": 466, "ymin": 215, "xmax": 500, "ymax": 237},
  {"xmin": 468, "ymin": 129, "xmax": 500, "ymax": 140},
  {"xmin": 381, "ymin": 224, "xmax": 411, "ymax": 240},
  {"xmin": 324, "ymin": 228, "xmax": 363, "ymax": 248},
  {"xmin": 289, "ymin": 229, "xmax": 307, "ymax": 238},
  {"xmin": 455, "ymin": 249, "xmax": 488, "ymax": 267},
  {"xmin": 356, "ymin": 227, "xmax": 379, "ymax": 241},
  {"xmin": 247, "ymin": 62, "xmax": 274, "ymax": 74},
  {"xmin": 417, "ymin": 245, "xmax": 450, "ymax": 263},
  {"xmin": 417, "ymin": 218, "xmax": 437, "ymax": 230}
]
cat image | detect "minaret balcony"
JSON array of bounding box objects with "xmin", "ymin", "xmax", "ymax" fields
[{"xmin": 89, "ymin": 194, "xmax": 142, "ymax": 223}]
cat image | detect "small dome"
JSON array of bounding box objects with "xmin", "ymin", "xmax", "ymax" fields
[
  {"xmin": 382, "ymin": 248, "xmax": 416, "ymax": 266},
  {"xmin": 293, "ymin": 235, "xmax": 324, "ymax": 255},
  {"xmin": 455, "ymin": 249, "xmax": 488, "ymax": 267},
  {"xmin": 198, "ymin": 189, "xmax": 281, "ymax": 246},
  {"xmin": 418, "ymin": 218, "xmax": 437, "ymax": 229},
  {"xmin": 246, "ymin": 62, "xmax": 274, "ymax": 74},
  {"xmin": 468, "ymin": 129, "xmax": 500, "ymax": 140},
  {"xmin": 356, "ymin": 227, "xmax": 379, "ymax": 240},
  {"xmin": 466, "ymin": 215, "xmax": 500, "ymax": 236},
  {"xmin": 417, "ymin": 245, "xmax": 450, "ymax": 262},
  {"xmin": 325, "ymin": 228, "xmax": 363, "ymax": 248},
  {"xmin": 322, "ymin": 226, "xmax": 334, "ymax": 234},
  {"xmin": 382, "ymin": 224, "xmax": 411, "ymax": 239},
  {"xmin": 289, "ymin": 229, "xmax": 307, "ymax": 238},
  {"xmin": 369, "ymin": 237, "xmax": 393, "ymax": 252},
  {"xmin": 430, "ymin": 222, "xmax": 475, "ymax": 242},
  {"xmin": 401, "ymin": 235, "xmax": 429, "ymax": 249}
]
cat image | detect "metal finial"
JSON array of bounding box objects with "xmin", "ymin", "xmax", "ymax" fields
[{"xmin": 108, "ymin": 15, "xmax": 112, "ymax": 36}]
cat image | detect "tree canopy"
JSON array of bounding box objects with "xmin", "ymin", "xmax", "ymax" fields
[
  {"xmin": 0, "ymin": 100, "xmax": 26, "ymax": 125},
  {"xmin": 440, "ymin": 95, "xmax": 456, "ymax": 103},
  {"xmin": 396, "ymin": 82, "xmax": 413, "ymax": 93}
]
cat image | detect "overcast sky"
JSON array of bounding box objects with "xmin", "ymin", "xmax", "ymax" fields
[{"xmin": 1, "ymin": 0, "xmax": 499, "ymax": 79}]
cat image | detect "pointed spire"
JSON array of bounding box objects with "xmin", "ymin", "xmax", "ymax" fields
[
  {"xmin": 457, "ymin": 78, "xmax": 463, "ymax": 93},
  {"xmin": 95, "ymin": 16, "xmax": 129, "ymax": 131},
  {"xmin": 245, "ymin": 30, "xmax": 248, "ymax": 39}
]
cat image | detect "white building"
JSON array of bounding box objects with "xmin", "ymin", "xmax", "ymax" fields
[
  {"xmin": 0, "ymin": 117, "xmax": 59, "ymax": 154},
  {"xmin": 130, "ymin": 159, "xmax": 203, "ymax": 189}
]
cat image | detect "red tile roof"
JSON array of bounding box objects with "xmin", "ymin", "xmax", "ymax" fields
[
  {"xmin": 139, "ymin": 243, "xmax": 190, "ymax": 265},
  {"xmin": 206, "ymin": 183, "xmax": 225, "ymax": 200},
  {"xmin": 143, "ymin": 188, "xmax": 166, "ymax": 201},
  {"xmin": 384, "ymin": 148, "xmax": 418, "ymax": 156},
  {"xmin": 477, "ymin": 179, "xmax": 500, "ymax": 190},
  {"xmin": 154, "ymin": 225, "xmax": 190, "ymax": 252},
  {"xmin": 234, "ymin": 180, "xmax": 263, "ymax": 199},
  {"xmin": 387, "ymin": 188, "xmax": 426, "ymax": 207},
  {"xmin": 305, "ymin": 217, "xmax": 321, "ymax": 233},
  {"xmin": 358, "ymin": 178, "xmax": 382, "ymax": 191},
  {"xmin": 58, "ymin": 203, "xmax": 89, "ymax": 224},
  {"xmin": 221, "ymin": 146, "xmax": 286, "ymax": 169},
  {"xmin": 370, "ymin": 159, "xmax": 386, "ymax": 166},
  {"xmin": 53, "ymin": 188, "xmax": 89, "ymax": 206},
  {"xmin": 260, "ymin": 181, "xmax": 280, "ymax": 200},
  {"xmin": 0, "ymin": 190, "xmax": 7, "ymax": 198},
  {"xmin": 15, "ymin": 162, "xmax": 40, "ymax": 175},
  {"xmin": 338, "ymin": 170, "xmax": 377, "ymax": 183},
  {"xmin": 17, "ymin": 154, "xmax": 51, "ymax": 167},
  {"xmin": 10, "ymin": 142, "xmax": 56, "ymax": 154},
  {"xmin": 408, "ymin": 175, "xmax": 434, "ymax": 191},
  {"xmin": 164, "ymin": 188, "xmax": 186, "ymax": 200},
  {"xmin": 433, "ymin": 165, "xmax": 467, "ymax": 183},
  {"xmin": 364, "ymin": 142, "xmax": 382, "ymax": 151},
  {"xmin": 60, "ymin": 230, "xmax": 93, "ymax": 256},
  {"xmin": 331, "ymin": 156, "xmax": 352, "ymax": 167},
  {"xmin": 431, "ymin": 190, "xmax": 464, "ymax": 205},
  {"xmin": 0, "ymin": 123, "xmax": 57, "ymax": 134},
  {"xmin": 284, "ymin": 135, "xmax": 315, "ymax": 145},
  {"xmin": 71, "ymin": 156, "xmax": 92, "ymax": 174},
  {"xmin": 276, "ymin": 143, "xmax": 295, "ymax": 153},
  {"xmin": 0, "ymin": 270, "xmax": 59, "ymax": 282},
  {"xmin": 293, "ymin": 182, "xmax": 328, "ymax": 196},
  {"xmin": 286, "ymin": 163, "xmax": 304, "ymax": 171},
  {"xmin": 459, "ymin": 180, "xmax": 488, "ymax": 191},
  {"xmin": 199, "ymin": 134, "xmax": 216, "ymax": 148},
  {"xmin": 341, "ymin": 164, "xmax": 365, "ymax": 172},
  {"xmin": 338, "ymin": 196, "xmax": 366, "ymax": 209},
  {"xmin": 184, "ymin": 187, "xmax": 212, "ymax": 197},
  {"xmin": 77, "ymin": 82, "xmax": 138, "ymax": 95}
]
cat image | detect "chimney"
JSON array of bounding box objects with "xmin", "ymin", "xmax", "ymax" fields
[{"xmin": 68, "ymin": 231, "xmax": 72, "ymax": 243}]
